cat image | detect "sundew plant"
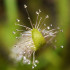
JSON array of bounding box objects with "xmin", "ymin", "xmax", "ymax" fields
[
  {"xmin": 11, "ymin": 4, "xmax": 63, "ymax": 69},
  {"xmin": 0, "ymin": 0, "xmax": 69, "ymax": 70}
]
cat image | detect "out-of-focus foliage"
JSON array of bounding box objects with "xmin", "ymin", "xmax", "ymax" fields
[{"xmin": 0, "ymin": 0, "xmax": 70, "ymax": 70}]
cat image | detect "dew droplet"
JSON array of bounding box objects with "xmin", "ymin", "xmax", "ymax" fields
[
  {"xmin": 26, "ymin": 60, "xmax": 31, "ymax": 65},
  {"xmin": 39, "ymin": 9, "xmax": 41, "ymax": 13},
  {"xmin": 60, "ymin": 45, "xmax": 64, "ymax": 48},
  {"xmin": 34, "ymin": 63, "xmax": 37, "ymax": 67},
  {"xmin": 35, "ymin": 60, "xmax": 39, "ymax": 64},
  {"xmin": 46, "ymin": 15, "xmax": 49, "ymax": 18},
  {"xmin": 36, "ymin": 11, "xmax": 39, "ymax": 15},
  {"xmin": 28, "ymin": 17, "xmax": 30, "ymax": 20},
  {"xmin": 32, "ymin": 66, "xmax": 34, "ymax": 69},
  {"xmin": 13, "ymin": 31, "xmax": 16, "ymax": 34},
  {"xmin": 16, "ymin": 37, "xmax": 20, "ymax": 39},
  {"xmin": 23, "ymin": 56, "xmax": 26, "ymax": 60},
  {"xmin": 23, "ymin": 52, "xmax": 26, "ymax": 54},
  {"xmin": 50, "ymin": 24, "xmax": 52, "ymax": 26},
  {"xmin": 16, "ymin": 19, "xmax": 20, "ymax": 22},
  {"xmin": 24, "ymin": 4, "xmax": 27, "ymax": 8},
  {"xmin": 16, "ymin": 37, "xmax": 18, "ymax": 39},
  {"xmin": 47, "ymin": 26, "xmax": 50, "ymax": 29},
  {"xmin": 44, "ymin": 24, "xmax": 46, "ymax": 26}
]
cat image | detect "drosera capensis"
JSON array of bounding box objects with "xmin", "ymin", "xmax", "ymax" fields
[{"xmin": 11, "ymin": 4, "xmax": 63, "ymax": 69}]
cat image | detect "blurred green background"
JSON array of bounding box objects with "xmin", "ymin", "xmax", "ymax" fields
[{"xmin": 0, "ymin": 0, "xmax": 70, "ymax": 70}]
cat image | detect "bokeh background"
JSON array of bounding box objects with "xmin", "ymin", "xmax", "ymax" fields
[{"xmin": 0, "ymin": 0, "xmax": 70, "ymax": 70}]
